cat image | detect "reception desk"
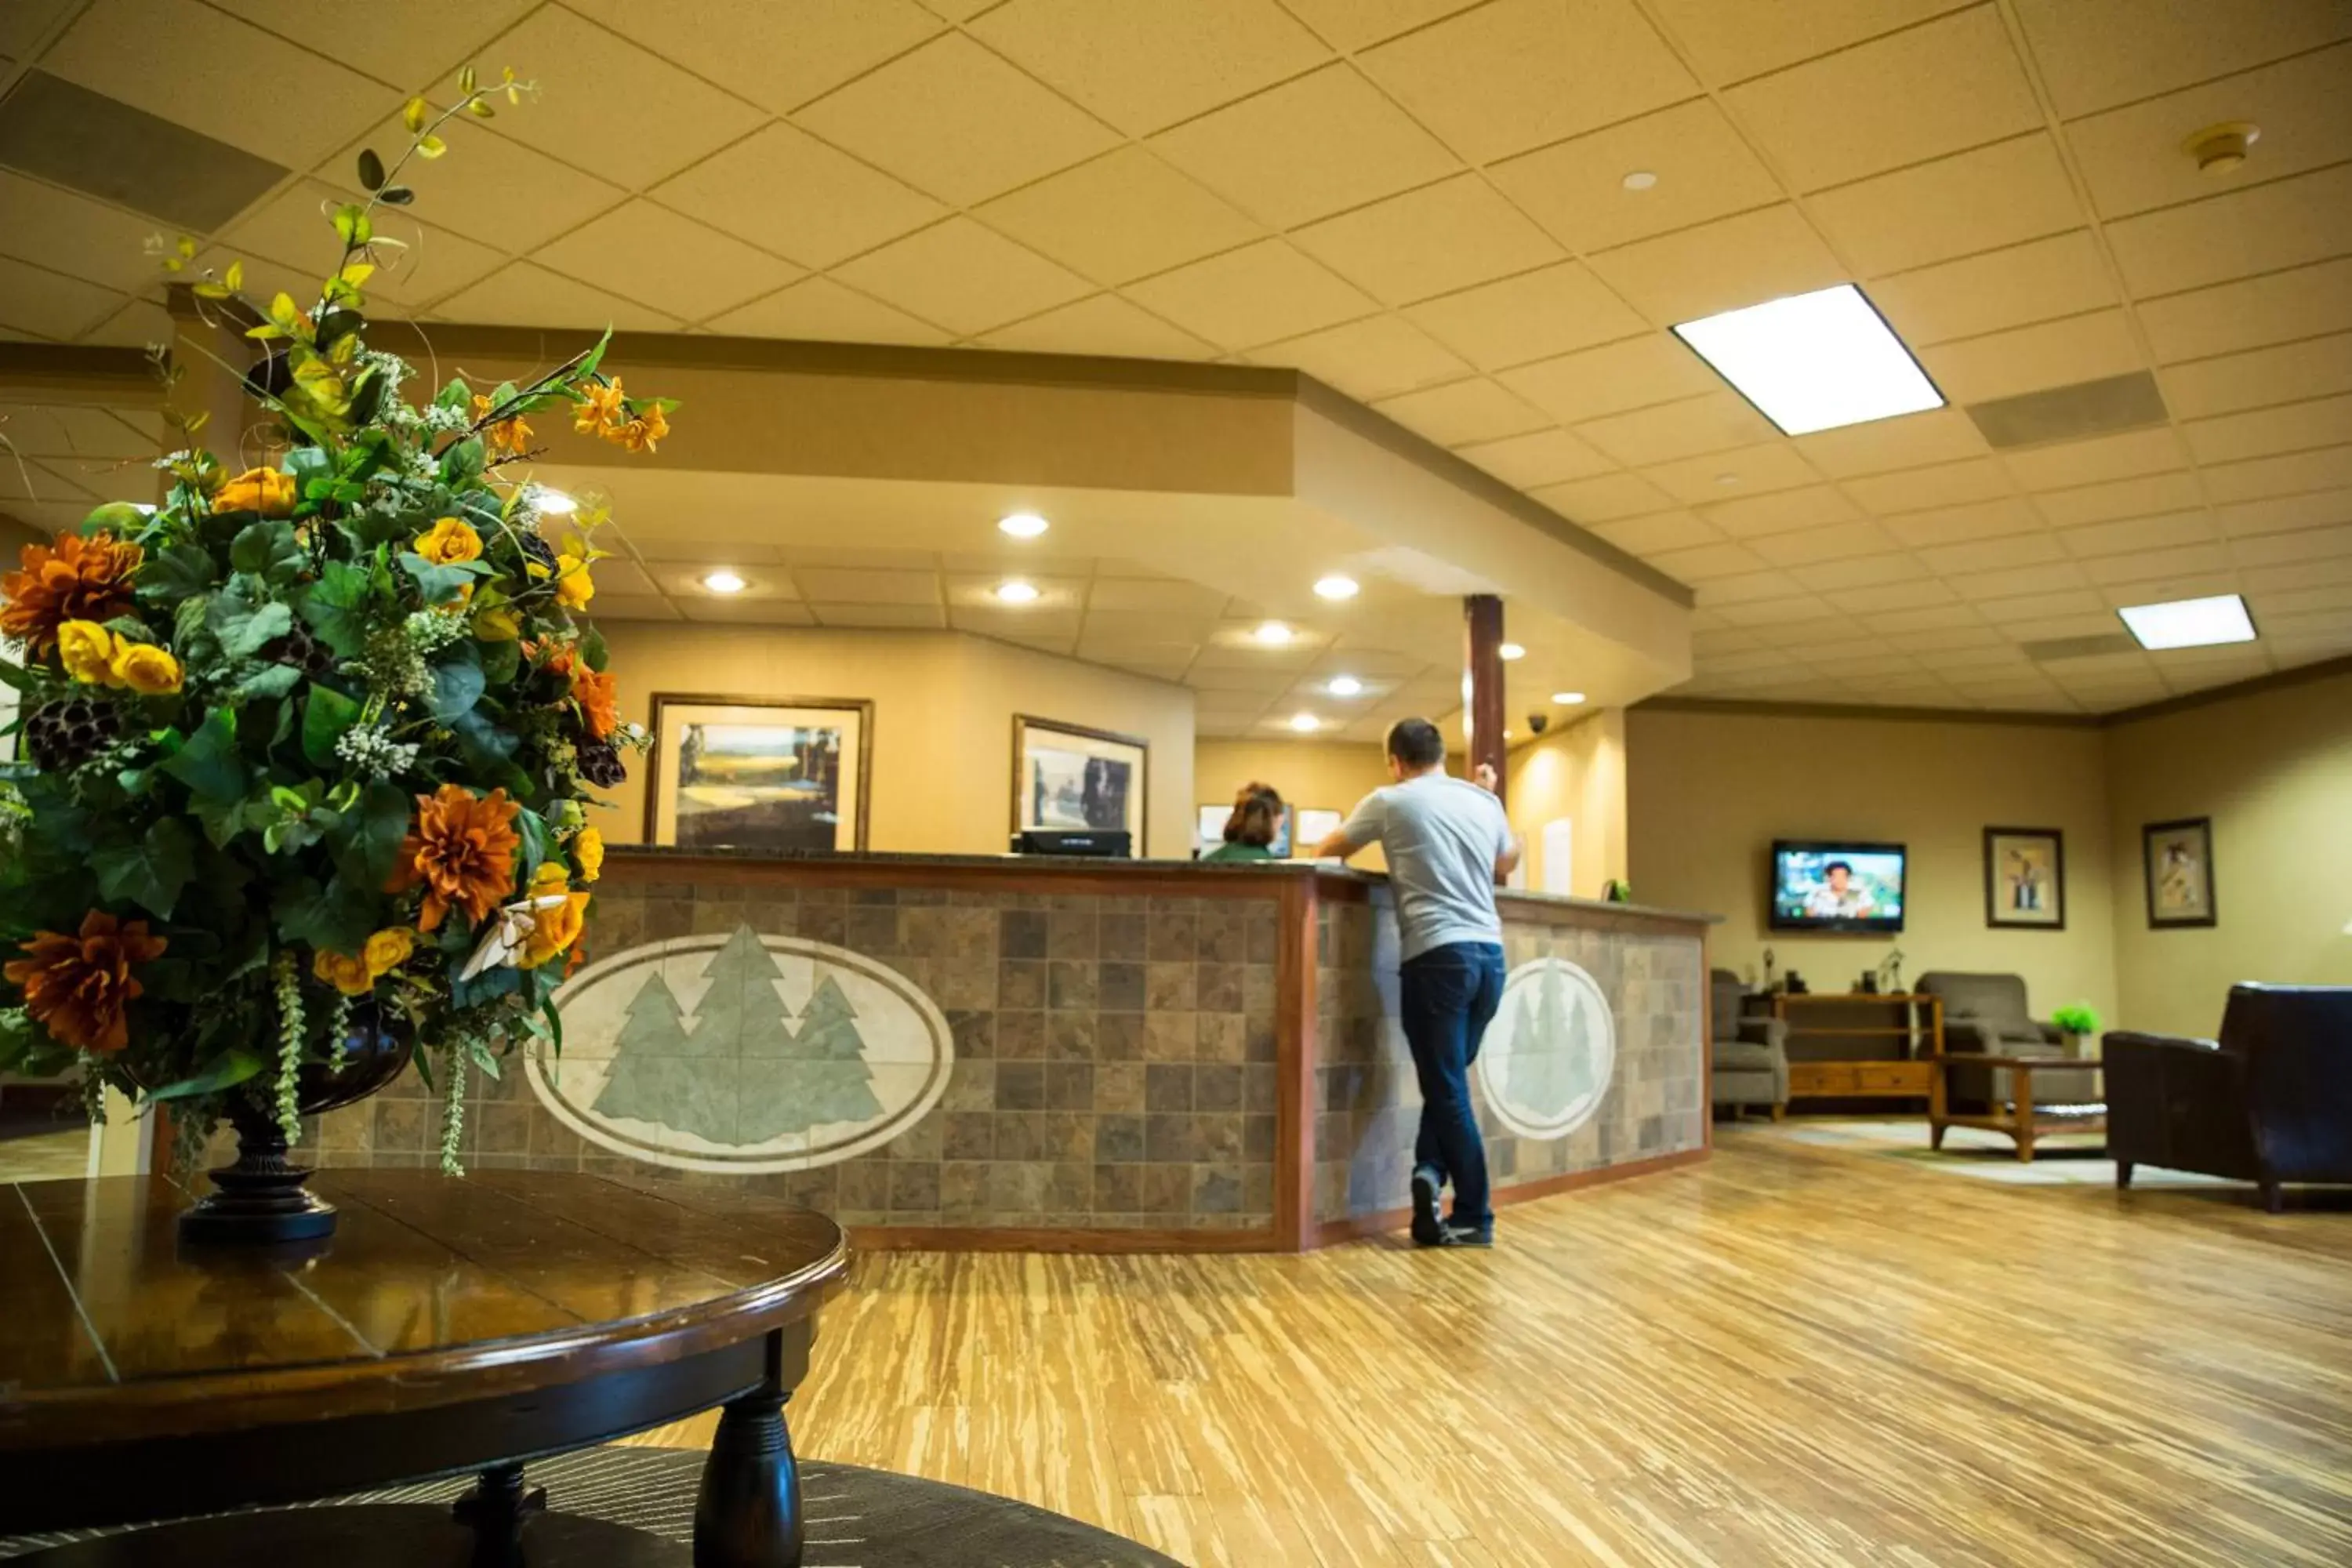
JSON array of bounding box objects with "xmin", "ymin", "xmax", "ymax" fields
[{"xmin": 314, "ymin": 851, "xmax": 1714, "ymax": 1251}]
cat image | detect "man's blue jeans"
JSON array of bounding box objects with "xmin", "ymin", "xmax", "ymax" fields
[{"xmin": 1399, "ymin": 941, "xmax": 1505, "ymax": 1232}]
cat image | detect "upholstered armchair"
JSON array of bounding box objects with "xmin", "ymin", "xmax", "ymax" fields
[
  {"xmin": 2107, "ymin": 984, "xmax": 2352, "ymax": 1211},
  {"xmin": 1917, "ymin": 971, "xmax": 2100, "ymax": 1109},
  {"xmin": 1710, "ymin": 968, "xmax": 1788, "ymax": 1119}
]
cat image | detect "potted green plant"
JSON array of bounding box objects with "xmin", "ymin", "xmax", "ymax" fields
[
  {"xmin": 2050, "ymin": 1004, "xmax": 2103, "ymax": 1056},
  {"xmin": 0, "ymin": 64, "xmax": 670, "ymax": 1243}
]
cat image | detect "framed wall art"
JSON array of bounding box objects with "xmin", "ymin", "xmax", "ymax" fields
[
  {"xmin": 645, "ymin": 694, "xmax": 873, "ymax": 853},
  {"xmin": 1984, "ymin": 827, "xmax": 2065, "ymax": 930},
  {"xmin": 2143, "ymin": 816, "xmax": 2216, "ymax": 928},
  {"xmin": 1012, "ymin": 715, "xmax": 1147, "ymax": 855}
]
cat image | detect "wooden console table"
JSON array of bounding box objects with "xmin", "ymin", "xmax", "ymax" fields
[
  {"xmin": 1770, "ymin": 992, "xmax": 1944, "ymax": 1102},
  {"xmin": 1930, "ymin": 1053, "xmax": 2107, "ymax": 1163}
]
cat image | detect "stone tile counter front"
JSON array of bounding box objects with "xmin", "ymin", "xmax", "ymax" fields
[{"xmin": 310, "ymin": 850, "xmax": 1713, "ymax": 1251}]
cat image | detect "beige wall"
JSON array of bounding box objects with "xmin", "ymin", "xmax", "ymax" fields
[
  {"xmin": 1193, "ymin": 738, "xmax": 1391, "ymax": 867},
  {"xmin": 1626, "ymin": 706, "xmax": 2119, "ymax": 1018},
  {"xmin": 598, "ymin": 625, "xmax": 1194, "ymax": 857},
  {"xmin": 2104, "ymin": 666, "xmax": 2352, "ymax": 1037},
  {"xmin": 1504, "ymin": 709, "xmax": 1628, "ymax": 898}
]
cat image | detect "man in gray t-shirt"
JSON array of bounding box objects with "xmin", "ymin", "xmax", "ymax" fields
[{"xmin": 1316, "ymin": 717, "xmax": 1521, "ymax": 1247}]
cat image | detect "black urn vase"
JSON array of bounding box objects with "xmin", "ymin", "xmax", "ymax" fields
[{"xmin": 176, "ymin": 1007, "xmax": 412, "ymax": 1247}]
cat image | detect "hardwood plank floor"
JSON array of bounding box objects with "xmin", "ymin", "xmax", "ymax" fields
[{"xmin": 628, "ymin": 1128, "xmax": 2352, "ymax": 1565}]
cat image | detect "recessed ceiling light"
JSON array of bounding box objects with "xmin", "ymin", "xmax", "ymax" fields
[
  {"xmin": 1499, "ymin": 642, "xmax": 1526, "ymax": 661},
  {"xmin": 2118, "ymin": 593, "xmax": 2256, "ymax": 651},
  {"xmin": 1504, "ymin": 728, "xmax": 1515, "ymax": 739},
  {"xmin": 996, "ymin": 579, "xmax": 1040, "ymax": 604},
  {"xmin": 1715, "ymin": 473, "xmax": 1740, "ymax": 487},
  {"xmin": 1254, "ymin": 620, "xmax": 1292, "ymax": 645},
  {"xmin": 1672, "ymin": 283, "xmax": 1943, "ymax": 437},
  {"xmin": 531, "ymin": 488, "xmax": 578, "ymax": 514},
  {"xmin": 1552, "ymin": 691, "xmax": 1586, "ymax": 706},
  {"xmin": 1288, "ymin": 712, "xmax": 1319, "ymax": 733},
  {"xmin": 1327, "ymin": 674, "xmax": 1363, "ymax": 697},
  {"xmin": 1313, "ymin": 574, "xmax": 1359, "ymax": 601},
  {"xmin": 998, "ymin": 511, "xmax": 1048, "ymax": 538},
  {"xmin": 700, "ymin": 569, "xmax": 747, "ymax": 594},
  {"xmin": 1621, "ymin": 170, "xmax": 1658, "ymax": 191}
]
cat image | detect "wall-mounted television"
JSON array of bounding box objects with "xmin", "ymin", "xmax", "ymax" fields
[{"xmin": 1770, "ymin": 840, "xmax": 1907, "ymax": 933}]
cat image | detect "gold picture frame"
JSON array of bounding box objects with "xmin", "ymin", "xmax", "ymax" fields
[
  {"xmin": 1011, "ymin": 715, "xmax": 1148, "ymax": 856},
  {"xmin": 644, "ymin": 693, "xmax": 873, "ymax": 853}
]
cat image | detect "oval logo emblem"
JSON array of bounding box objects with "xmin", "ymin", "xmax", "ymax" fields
[
  {"xmin": 527, "ymin": 924, "xmax": 954, "ymax": 1173},
  {"xmin": 1474, "ymin": 956, "xmax": 1616, "ymax": 1141}
]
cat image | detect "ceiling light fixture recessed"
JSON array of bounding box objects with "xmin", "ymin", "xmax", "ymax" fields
[
  {"xmin": 1621, "ymin": 170, "xmax": 1657, "ymax": 191},
  {"xmin": 2118, "ymin": 593, "xmax": 2256, "ymax": 651},
  {"xmin": 997, "ymin": 511, "xmax": 1048, "ymax": 538},
  {"xmin": 2183, "ymin": 121, "xmax": 2260, "ymax": 175},
  {"xmin": 531, "ymin": 488, "xmax": 579, "ymax": 514},
  {"xmin": 1254, "ymin": 620, "xmax": 1293, "ymax": 645},
  {"xmin": 1552, "ymin": 691, "xmax": 1586, "ymax": 706},
  {"xmin": 1327, "ymin": 674, "xmax": 1363, "ymax": 697},
  {"xmin": 700, "ymin": 569, "xmax": 747, "ymax": 594},
  {"xmin": 1288, "ymin": 712, "xmax": 1320, "ymax": 733},
  {"xmin": 1312, "ymin": 574, "xmax": 1359, "ymax": 601},
  {"xmin": 996, "ymin": 579, "xmax": 1040, "ymax": 604},
  {"xmin": 1672, "ymin": 283, "xmax": 1943, "ymax": 437},
  {"xmin": 1498, "ymin": 642, "xmax": 1526, "ymax": 661}
]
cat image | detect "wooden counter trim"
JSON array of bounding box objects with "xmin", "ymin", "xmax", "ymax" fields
[
  {"xmin": 1311, "ymin": 1147, "xmax": 1708, "ymax": 1247},
  {"xmin": 599, "ymin": 851, "xmax": 1296, "ymax": 902},
  {"xmin": 1275, "ymin": 877, "xmax": 1319, "ymax": 1252},
  {"xmin": 1493, "ymin": 894, "xmax": 1714, "ymax": 935},
  {"xmin": 848, "ymin": 1224, "xmax": 1283, "ymax": 1254}
]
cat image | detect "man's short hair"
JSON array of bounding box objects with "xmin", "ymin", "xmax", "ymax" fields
[
  {"xmin": 1824, "ymin": 860, "xmax": 1853, "ymax": 877},
  {"xmin": 1385, "ymin": 717, "xmax": 1446, "ymax": 768}
]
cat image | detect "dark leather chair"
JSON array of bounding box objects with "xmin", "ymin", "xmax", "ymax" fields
[
  {"xmin": 2107, "ymin": 984, "xmax": 2352, "ymax": 1211},
  {"xmin": 1917, "ymin": 971, "xmax": 2100, "ymax": 1109},
  {"xmin": 1709, "ymin": 968, "xmax": 1788, "ymax": 1119}
]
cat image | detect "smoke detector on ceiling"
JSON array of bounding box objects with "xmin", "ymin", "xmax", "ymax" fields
[{"xmin": 2183, "ymin": 121, "xmax": 2260, "ymax": 175}]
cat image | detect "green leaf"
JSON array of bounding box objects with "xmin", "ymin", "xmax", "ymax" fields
[
  {"xmin": 540, "ymin": 998, "xmax": 564, "ymax": 1054},
  {"xmin": 93, "ymin": 817, "xmax": 195, "ymax": 919},
  {"xmin": 578, "ymin": 624, "xmax": 609, "ymax": 673},
  {"xmin": 515, "ymin": 805, "xmax": 550, "ymax": 879},
  {"xmin": 437, "ymin": 435, "xmax": 485, "ymax": 488},
  {"xmin": 434, "ymin": 377, "xmax": 472, "ymax": 412},
  {"xmin": 574, "ymin": 328, "xmax": 615, "ymax": 386},
  {"xmin": 301, "ymin": 681, "xmax": 364, "ymax": 766},
  {"xmin": 357, "ymin": 147, "xmax": 386, "ymax": 191},
  {"xmin": 272, "ymin": 873, "xmax": 376, "ymax": 954},
  {"xmin": 328, "ymin": 781, "xmax": 412, "ymax": 890},
  {"xmin": 0, "ymin": 659, "xmax": 29, "ymax": 692},
  {"xmin": 140, "ymin": 543, "xmax": 219, "ymax": 603},
  {"xmin": 159, "ymin": 708, "xmax": 244, "ymax": 803},
  {"xmin": 426, "ymin": 642, "xmax": 485, "ymax": 720},
  {"xmin": 191, "ymin": 796, "xmax": 254, "ymax": 848},
  {"xmin": 235, "ymin": 663, "xmax": 303, "ymax": 701},
  {"xmin": 379, "ymin": 185, "xmax": 414, "ymax": 206},
  {"xmin": 147, "ymin": 1047, "xmax": 267, "ymax": 1103},
  {"xmin": 479, "ymin": 636, "xmax": 521, "ymax": 688},
  {"xmin": 398, "ymin": 550, "xmax": 473, "ymax": 607},
  {"xmin": 331, "ymin": 203, "xmax": 372, "ymax": 247},
  {"xmin": 285, "ymin": 445, "xmax": 333, "ymax": 488},
  {"xmin": 230, "ymin": 520, "xmax": 304, "ymax": 583}
]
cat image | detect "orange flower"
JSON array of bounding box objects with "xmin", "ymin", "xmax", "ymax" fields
[
  {"xmin": 1, "ymin": 532, "xmax": 143, "ymax": 655},
  {"xmin": 213, "ymin": 467, "xmax": 297, "ymax": 517},
  {"xmin": 517, "ymin": 864, "xmax": 589, "ymax": 970},
  {"xmin": 572, "ymin": 377, "xmax": 628, "ymax": 437},
  {"xmin": 3, "ymin": 911, "xmax": 169, "ymax": 1054},
  {"xmin": 471, "ymin": 394, "xmax": 534, "ymax": 459},
  {"xmin": 572, "ymin": 663, "xmax": 619, "ymax": 739},
  {"xmin": 387, "ymin": 785, "xmax": 523, "ymax": 933},
  {"xmin": 311, "ymin": 947, "xmax": 374, "ymax": 997},
  {"xmin": 610, "ymin": 403, "xmax": 668, "ymax": 454}
]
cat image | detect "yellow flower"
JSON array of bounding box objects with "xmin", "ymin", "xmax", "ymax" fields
[
  {"xmin": 471, "ymin": 394, "xmax": 534, "ymax": 459},
  {"xmin": 575, "ymin": 826, "xmax": 604, "ymax": 883},
  {"xmin": 361, "ymin": 926, "xmax": 416, "ymax": 976},
  {"xmin": 214, "ymin": 467, "xmax": 297, "ymax": 517},
  {"xmin": 56, "ymin": 620, "xmax": 121, "ymax": 686},
  {"xmin": 311, "ymin": 948, "xmax": 375, "ymax": 997},
  {"xmin": 553, "ymin": 553, "xmax": 593, "ymax": 609},
  {"xmin": 474, "ymin": 605, "xmax": 521, "ymax": 641},
  {"xmin": 110, "ymin": 641, "xmax": 183, "ymax": 695},
  {"xmin": 414, "ymin": 516, "xmax": 482, "ymax": 565},
  {"xmin": 518, "ymin": 890, "xmax": 589, "ymax": 971},
  {"xmin": 572, "ymin": 377, "xmax": 628, "ymax": 437}
]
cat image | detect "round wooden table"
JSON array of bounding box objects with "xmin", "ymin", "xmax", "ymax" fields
[{"xmin": 0, "ymin": 1170, "xmax": 848, "ymax": 1566}]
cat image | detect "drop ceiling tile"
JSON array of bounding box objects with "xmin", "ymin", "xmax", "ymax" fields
[
  {"xmin": 1529, "ymin": 471, "xmax": 1679, "ymax": 524},
  {"xmin": 1699, "ymin": 484, "xmax": 1863, "ymax": 539},
  {"xmin": 2161, "ymin": 332, "xmax": 2352, "ymax": 421},
  {"xmin": 2067, "ymin": 44, "xmax": 2352, "ymax": 222},
  {"xmin": 2184, "ymin": 394, "xmax": 2352, "ymax": 466},
  {"xmin": 1356, "ymin": 0, "xmax": 1697, "ymax": 165},
  {"xmin": 1585, "ymin": 205, "xmax": 1845, "ymax": 328},
  {"xmin": 2203, "ymin": 445, "xmax": 2352, "ymax": 504},
  {"xmin": 1294, "ymin": 176, "xmax": 1564, "ymax": 307},
  {"xmin": 652, "ymin": 124, "xmax": 945, "ymax": 270},
  {"xmin": 207, "ymin": 0, "xmax": 522, "ymax": 89},
  {"xmin": 2029, "ymin": 470, "xmax": 2206, "ymax": 528},
  {"xmin": 324, "ymin": 112, "xmax": 626, "ymax": 252},
  {"xmin": 1578, "ymin": 391, "xmax": 1776, "ymax": 466},
  {"xmin": 1452, "ymin": 427, "xmax": 1616, "ymax": 488},
  {"xmin": 0, "ymin": 256, "xmax": 130, "ymax": 339},
  {"xmin": 543, "ymin": 200, "xmax": 801, "ymax": 321},
  {"xmin": 434, "ymin": 261, "xmax": 684, "ymax": 332},
  {"xmin": 564, "ymin": 0, "xmax": 942, "ymax": 115},
  {"xmin": 220, "ymin": 177, "xmax": 503, "ymax": 307},
  {"xmin": 1149, "ymin": 64, "xmax": 1457, "ymax": 229},
  {"xmin": 1249, "ymin": 314, "xmax": 1470, "ymax": 401},
  {"xmin": 1878, "ymin": 613, "xmax": 2002, "ymax": 643},
  {"xmin": 1948, "ymin": 561, "xmax": 2093, "ymax": 601},
  {"xmin": 1842, "ymin": 456, "xmax": 2017, "ymax": 514},
  {"xmin": 0, "ymin": 404, "xmax": 158, "ymax": 461},
  {"xmin": 1087, "ymin": 579, "xmax": 1229, "ymax": 614},
  {"xmin": 1276, "ymin": 0, "xmax": 1484, "ymax": 49},
  {"xmin": 1124, "ymin": 240, "xmax": 1376, "ymax": 351},
  {"xmin": 1788, "ymin": 554, "xmax": 1940, "ymax": 593},
  {"xmin": 2107, "ymin": 163, "xmax": 2352, "ymax": 301},
  {"xmin": 2215, "ymin": 487, "xmax": 2352, "ymax": 537},
  {"xmin": 1693, "ymin": 569, "xmax": 1807, "ymax": 604},
  {"xmin": 1918, "ymin": 530, "xmax": 2066, "ymax": 575},
  {"xmin": 1648, "ymin": 541, "xmax": 1769, "ymax": 581},
  {"xmin": 1750, "ymin": 521, "xmax": 1903, "ymax": 568},
  {"xmin": 590, "ymin": 593, "xmax": 683, "ymax": 622},
  {"xmin": 1587, "ymin": 510, "xmax": 1724, "ymax": 555},
  {"xmin": 1809, "ymin": 135, "xmax": 2086, "ymax": 278},
  {"xmin": 976, "ymin": 148, "xmax": 1261, "ymax": 286},
  {"xmin": 75, "ymin": 297, "xmax": 173, "ymax": 348},
  {"xmin": 803, "ymin": 602, "xmax": 933, "ymax": 628},
  {"xmin": 2012, "ymin": 0, "xmax": 2352, "ymax": 118},
  {"xmin": 1725, "ymin": 7, "xmax": 2041, "ymax": 192},
  {"xmin": 706, "ymin": 275, "xmax": 952, "ymax": 344},
  {"xmin": 5, "ymin": 456, "xmax": 97, "ymax": 506},
  {"xmin": 978, "ymin": 293, "xmax": 1218, "ymax": 360},
  {"xmin": 793, "ymin": 566, "xmax": 942, "ymax": 604},
  {"xmin": 794, "ymin": 33, "xmax": 1119, "ymax": 205},
  {"xmin": 2229, "ymin": 522, "xmax": 2352, "ymax": 567},
  {"xmin": 2059, "ymin": 510, "xmax": 2218, "ymax": 559},
  {"xmin": 972, "ymin": 0, "xmax": 1328, "ymax": 136},
  {"xmin": 1794, "ymin": 408, "xmax": 1989, "ymax": 477},
  {"xmin": 2136, "ymin": 257, "xmax": 2352, "ymax": 365},
  {"xmin": 1374, "ymin": 378, "xmax": 1551, "ymax": 446},
  {"xmin": 1642, "ymin": 441, "xmax": 1824, "ymax": 505},
  {"xmin": 1403, "ymin": 263, "xmax": 1646, "ymax": 372},
  {"xmin": 1710, "ymin": 593, "xmax": 1835, "ymax": 625},
  {"xmin": 1485, "ymin": 97, "xmax": 1781, "ymax": 257},
  {"xmin": 2003, "ymin": 426, "xmax": 2188, "ymax": 492},
  {"xmin": 2079, "ymin": 542, "xmax": 2234, "ymax": 586},
  {"xmin": 1645, "ymin": 0, "xmax": 1976, "ymax": 85},
  {"xmin": 1867, "ymin": 230, "xmax": 2116, "ymax": 349},
  {"xmin": 1919, "ymin": 309, "xmax": 2147, "ymax": 404},
  {"xmin": 946, "ymin": 572, "xmax": 1088, "ymax": 610},
  {"xmin": 833, "ymin": 217, "xmax": 1091, "ymax": 336},
  {"xmin": 1497, "ymin": 334, "xmax": 1720, "ymax": 425},
  {"xmin": 1880, "ymin": 497, "xmax": 2046, "ymax": 547},
  {"xmin": 0, "ymin": 170, "xmax": 184, "ymax": 293}
]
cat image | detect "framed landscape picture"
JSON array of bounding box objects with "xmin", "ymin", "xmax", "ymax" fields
[
  {"xmin": 1984, "ymin": 827, "xmax": 2065, "ymax": 930},
  {"xmin": 646, "ymin": 695, "xmax": 872, "ymax": 853},
  {"xmin": 1013, "ymin": 715, "xmax": 1147, "ymax": 855},
  {"xmin": 2144, "ymin": 816, "xmax": 2217, "ymax": 927}
]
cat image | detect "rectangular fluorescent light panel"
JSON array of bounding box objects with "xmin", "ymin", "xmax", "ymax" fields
[
  {"xmin": 1672, "ymin": 284, "xmax": 1943, "ymax": 437},
  {"xmin": 2118, "ymin": 593, "xmax": 2257, "ymax": 651}
]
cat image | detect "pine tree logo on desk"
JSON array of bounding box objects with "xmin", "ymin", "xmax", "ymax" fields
[
  {"xmin": 527, "ymin": 924, "xmax": 952, "ymax": 1173},
  {"xmin": 1475, "ymin": 956, "xmax": 1616, "ymax": 1140}
]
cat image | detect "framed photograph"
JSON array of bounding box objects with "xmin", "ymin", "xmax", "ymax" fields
[
  {"xmin": 2144, "ymin": 816, "xmax": 2217, "ymax": 927},
  {"xmin": 645, "ymin": 695, "xmax": 872, "ymax": 853},
  {"xmin": 1013, "ymin": 715, "xmax": 1147, "ymax": 855},
  {"xmin": 1984, "ymin": 827, "xmax": 2065, "ymax": 930}
]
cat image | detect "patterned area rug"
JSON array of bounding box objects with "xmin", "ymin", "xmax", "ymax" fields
[
  {"xmin": 0, "ymin": 1446, "xmax": 1182, "ymax": 1567},
  {"xmin": 1754, "ymin": 1117, "xmax": 2241, "ymax": 1189}
]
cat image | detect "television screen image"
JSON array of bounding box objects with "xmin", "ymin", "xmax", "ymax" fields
[{"xmin": 1771, "ymin": 841, "xmax": 1907, "ymax": 932}]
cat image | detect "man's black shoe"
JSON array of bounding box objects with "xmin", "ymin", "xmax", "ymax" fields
[
  {"xmin": 1437, "ymin": 1223, "xmax": 1494, "ymax": 1248},
  {"xmin": 1410, "ymin": 1165, "xmax": 1445, "ymax": 1246}
]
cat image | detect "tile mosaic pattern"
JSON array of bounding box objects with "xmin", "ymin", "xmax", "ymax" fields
[
  {"xmin": 306, "ymin": 878, "xmax": 1283, "ymax": 1232},
  {"xmin": 1312, "ymin": 890, "xmax": 1707, "ymax": 1224}
]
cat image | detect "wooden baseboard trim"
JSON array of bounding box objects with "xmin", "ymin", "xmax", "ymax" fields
[
  {"xmin": 1310, "ymin": 1146, "xmax": 1709, "ymax": 1247},
  {"xmin": 844, "ymin": 1223, "xmax": 1284, "ymax": 1254}
]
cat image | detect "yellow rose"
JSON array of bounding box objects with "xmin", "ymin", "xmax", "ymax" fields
[
  {"xmin": 517, "ymin": 891, "xmax": 590, "ymax": 971},
  {"xmin": 214, "ymin": 467, "xmax": 296, "ymax": 517},
  {"xmin": 361, "ymin": 926, "xmax": 416, "ymax": 976},
  {"xmin": 56, "ymin": 620, "xmax": 121, "ymax": 685},
  {"xmin": 110, "ymin": 641, "xmax": 183, "ymax": 695},
  {"xmin": 415, "ymin": 516, "xmax": 482, "ymax": 565},
  {"xmin": 574, "ymin": 826, "xmax": 604, "ymax": 883},
  {"xmin": 473, "ymin": 606, "xmax": 521, "ymax": 642},
  {"xmin": 528, "ymin": 860, "xmax": 569, "ymax": 895},
  {"xmin": 553, "ymin": 553, "xmax": 593, "ymax": 609},
  {"xmin": 311, "ymin": 948, "xmax": 375, "ymax": 997}
]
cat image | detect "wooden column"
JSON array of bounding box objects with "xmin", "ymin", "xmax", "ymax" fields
[{"xmin": 1464, "ymin": 593, "xmax": 1505, "ymax": 804}]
